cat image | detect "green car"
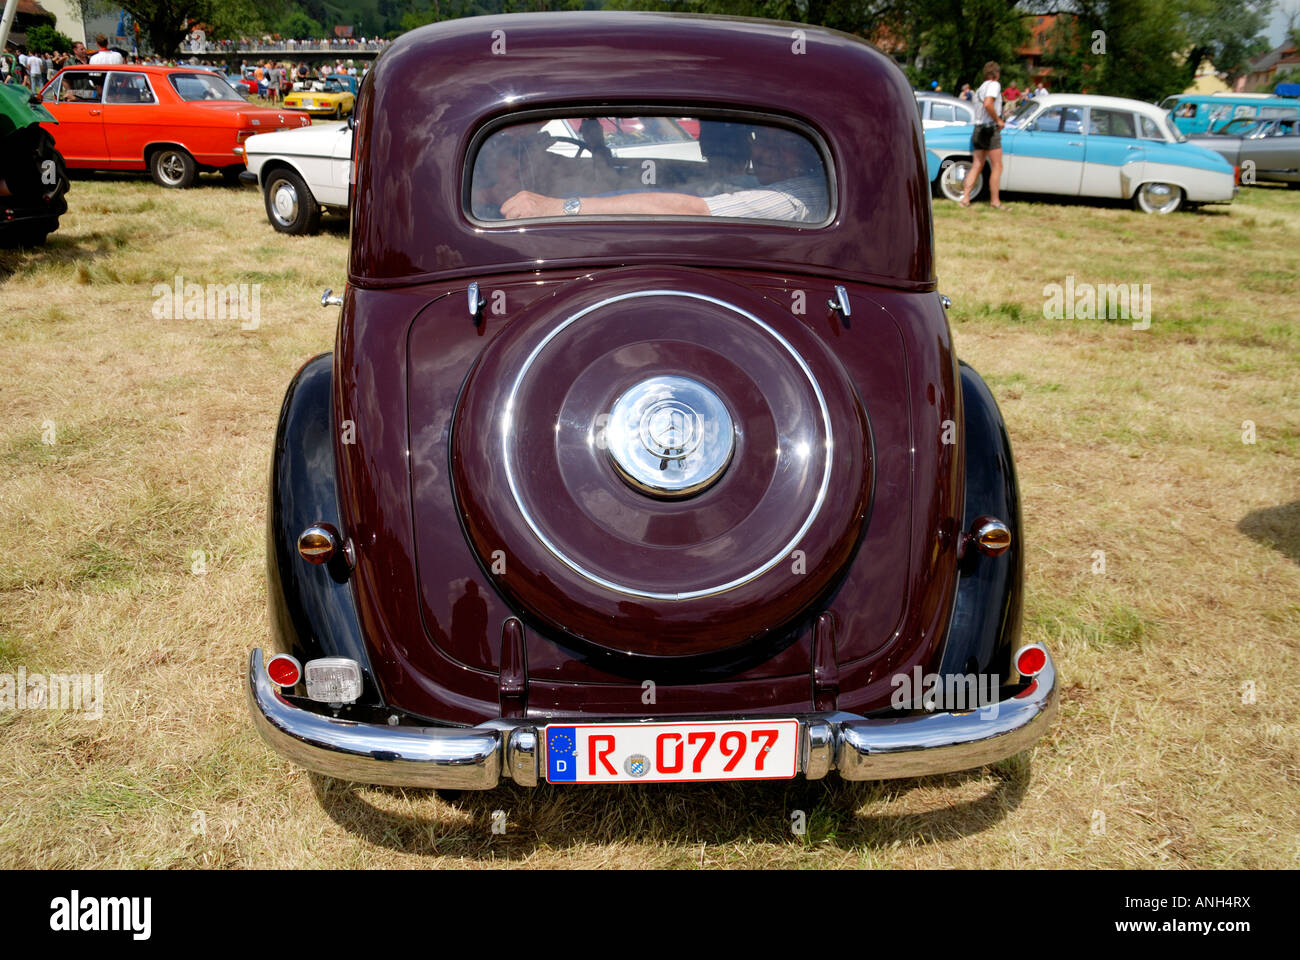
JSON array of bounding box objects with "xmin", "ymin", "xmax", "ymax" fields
[{"xmin": 0, "ymin": 80, "xmax": 70, "ymax": 247}]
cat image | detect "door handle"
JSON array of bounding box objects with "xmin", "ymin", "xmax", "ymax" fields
[
  {"xmin": 1126, "ymin": 144, "xmax": 1141, "ymax": 150},
  {"xmin": 1068, "ymin": 140, "xmax": 1083, "ymax": 146},
  {"xmin": 89, "ymin": 109, "xmax": 101, "ymax": 116}
]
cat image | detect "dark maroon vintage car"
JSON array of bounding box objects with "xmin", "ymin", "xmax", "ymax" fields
[{"xmin": 248, "ymin": 12, "xmax": 1057, "ymax": 789}]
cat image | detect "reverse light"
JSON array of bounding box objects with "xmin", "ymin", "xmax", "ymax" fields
[
  {"xmin": 305, "ymin": 658, "xmax": 363, "ymax": 704},
  {"xmin": 297, "ymin": 524, "xmax": 338, "ymax": 564},
  {"xmin": 266, "ymin": 653, "xmax": 302, "ymax": 688},
  {"xmin": 1014, "ymin": 644, "xmax": 1047, "ymax": 678}
]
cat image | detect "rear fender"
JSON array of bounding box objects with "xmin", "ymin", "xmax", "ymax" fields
[
  {"xmin": 937, "ymin": 361, "xmax": 1024, "ymax": 685},
  {"xmin": 266, "ymin": 353, "xmax": 381, "ymax": 704}
]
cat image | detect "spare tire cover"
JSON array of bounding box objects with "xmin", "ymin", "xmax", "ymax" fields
[{"xmin": 451, "ymin": 267, "xmax": 871, "ymax": 657}]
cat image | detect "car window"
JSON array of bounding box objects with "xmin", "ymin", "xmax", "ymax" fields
[
  {"xmin": 168, "ymin": 72, "xmax": 243, "ymax": 102},
  {"xmin": 1004, "ymin": 99, "xmax": 1037, "ymax": 128},
  {"xmin": 1232, "ymin": 104, "xmax": 1257, "ymax": 119},
  {"xmin": 469, "ymin": 114, "xmax": 831, "ymax": 225},
  {"xmin": 1089, "ymin": 109, "xmax": 1137, "ymax": 138},
  {"xmin": 930, "ymin": 102, "xmax": 956, "ymax": 123},
  {"xmin": 955, "ymin": 104, "xmax": 974, "ymax": 123},
  {"xmin": 105, "ymin": 72, "xmax": 156, "ymax": 104},
  {"xmin": 1267, "ymin": 119, "xmax": 1298, "ymax": 137},
  {"xmin": 1031, "ymin": 106, "xmax": 1083, "ymax": 133},
  {"xmin": 1175, "ymin": 102, "xmax": 1198, "ymax": 118},
  {"xmin": 58, "ymin": 71, "xmax": 105, "ymax": 103},
  {"xmin": 1259, "ymin": 106, "xmax": 1297, "ymax": 119},
  {"xmin": 1139, "ymin": 116, "xmax": 1165, "ymax": 140}
]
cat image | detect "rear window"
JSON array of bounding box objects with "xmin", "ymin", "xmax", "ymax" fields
[
  {"xmin": 168, "ymin": 72, "xmax": 243, "ymax": 102},
  {"xmin": 468, "ymin": 113, "xmax": 832, "ymax": 225}
]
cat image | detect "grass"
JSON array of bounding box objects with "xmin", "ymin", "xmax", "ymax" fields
[{"xmin": 0, "ymin": 173, "xmax": 1297, "ymax": 868}]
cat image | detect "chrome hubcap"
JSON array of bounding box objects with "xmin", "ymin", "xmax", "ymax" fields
[
  {"xmin": 604, "ymin": 375, "xmax": 735, "ymax": 498},
  {"xmin": 1140, "ymin": 183, "xmax": 1178, "ymax": 213},
  {"xmin": 272, "ymin": 181, "xmax": 299, "ymax": 223},
  {"xmin": 943, "ymin": 161, "xmax": 974, "ymax": 199}
]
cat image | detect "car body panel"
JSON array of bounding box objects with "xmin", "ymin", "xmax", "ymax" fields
[
  {"xmin": 925, "ymin": 93, "xmax": 1235, "ymax": 204},
  {"xmin": 39, "ymin": 65, "xmax": 310, "ymax": 172},
  {"xmin": 1187, "ymin": 117, "xmax": 1300, "ymax": 184},
  {"xmin": 244, "ymin": 121, "xmax": 353, "ymax": 208}
]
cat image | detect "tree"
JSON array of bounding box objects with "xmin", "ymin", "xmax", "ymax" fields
[
  {"xmin": 25, "ymin": 25, "xmax": 76, "ymax": 53},
  {"xmin": 1181, "ymin": 0, "xmax": 1275, "ymax": 81}
]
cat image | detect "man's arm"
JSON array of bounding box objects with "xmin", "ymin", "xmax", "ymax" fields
[
  {"xmin": 982, "ymin": 96, "xmax": 1003, "ymax": 127},
  {"xmin": 501, "ymin": 190, "xmax": 709, "ymax": 219}
]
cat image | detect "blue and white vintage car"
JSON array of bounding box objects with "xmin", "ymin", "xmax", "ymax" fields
[{"xmin": 926, "ymin": 93, "xmax": 1236, "ymax": 213}]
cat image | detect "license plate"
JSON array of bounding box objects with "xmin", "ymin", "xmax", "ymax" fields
[
  {"xmin": 544, "ymin": 719, "xmax": 799, "ymax": 784},
  {"xmin": 303, "ymin": 99, "xmax": 314, "ymax": 107}
]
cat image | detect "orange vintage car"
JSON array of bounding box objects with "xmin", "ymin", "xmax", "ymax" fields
[{"xmin": 39, "ymin": 64, "xmax": 311, "ymax": 188}]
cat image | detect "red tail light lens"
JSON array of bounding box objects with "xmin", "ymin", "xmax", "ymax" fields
[
  {"xmin": 266, "ymin": 653, "xmax": 302, "ymax": 687},
  {"xmin": 1014, "ymin": 644, "xmax": 1047, "ymax": 678}
]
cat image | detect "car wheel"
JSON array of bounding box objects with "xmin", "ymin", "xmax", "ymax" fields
[
  {"xmin": 264, "ymin": 169, "xmax": 322, "ymax": 235},
  {"xmin": 150, "ymin": 147, "xmax": 197, "ymax": 189},
  {"xmin": 332, "ymin": 105, "xmax": 342, "ymax": 120},
  {"xmin": 938, "ymin": 158, "xmax": 983, "ymax": 203},
  {"xmin": 1132, "ymin": 181, "xmax": 1183, "ymax": 214}
]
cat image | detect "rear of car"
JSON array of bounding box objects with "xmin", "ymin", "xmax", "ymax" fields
[{"xmin": 249, "ymin": 13, "xmax": 1057, "ymax": 790}]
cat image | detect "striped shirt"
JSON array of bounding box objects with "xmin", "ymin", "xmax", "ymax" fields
[{"xmin": 704, "ymin": 176, "xmax": 827, "ymax": 222}]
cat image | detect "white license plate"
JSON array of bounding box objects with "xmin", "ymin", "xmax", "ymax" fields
[
  {"xmin": 303, "ymin": 99, "xmax": 314, "ymax": 107},
  {"xmin": 544, "ymin": 719, "xmax": 799, "ymax": 784}
]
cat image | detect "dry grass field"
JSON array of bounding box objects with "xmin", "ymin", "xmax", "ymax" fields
[{"xmin": 0, "ymin": 171, "xmax": 1297, "ymax": 869}]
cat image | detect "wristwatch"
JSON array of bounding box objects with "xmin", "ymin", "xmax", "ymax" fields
[{"xmin": 563, "ymin": 197, "xmax": 581, "ymax": 216}]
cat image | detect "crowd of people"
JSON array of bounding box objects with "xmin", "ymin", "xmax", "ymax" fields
[
  {"xmin": 1, "ymin": 31, "xmax": 367, "ymax": 97},
  {"xmin": 938, "ymin": 77, "xmax": 1052, "ymax": 116},
  {"xmin": 1, "ymin": 34, "xmax": 130, "ymax": 90}
]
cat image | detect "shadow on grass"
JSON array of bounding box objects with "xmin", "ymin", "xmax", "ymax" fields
[
  {"xmin": 0, "ymin": 230, "xmax": 121, "ymax": 284},
  {"xmin": 309, "ymin": 756, "xmax": 1032, "ymax": 860},
  {"xmin": 1238, "ymin": 500, "xmax": 1300, "ymax": 565}
]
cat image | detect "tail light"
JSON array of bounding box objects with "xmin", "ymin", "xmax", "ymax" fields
[
  {"xmin": 266, "ymin": 653, "xmax": 302, "ymax": 688},
  {"xmin": 236, "ymin": 130, "xmax": 255, "ymax": 143},
  {"xmin": 1014, "ymin": 644, "xmax": 1047, "ymax": 678}
]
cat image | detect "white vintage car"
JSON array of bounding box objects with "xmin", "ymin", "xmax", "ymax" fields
[
  {"xmin": 240, "ymin": 120, "xmax": 353, "ymax": 234},
  {"xmin": 924, "ymin": 93, "xmax": 1237, "ymax": 213}
]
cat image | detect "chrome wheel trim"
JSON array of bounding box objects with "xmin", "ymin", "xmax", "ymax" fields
[
  {"xmin": 156, "ymin": 151, "xmax": 186, "ymax": 186},
  {"xmin": 500, "ymin": 289, "xmax": 833, "ymax": 601},
  {"xmin": 605, "ymin": 375, "xmax": 735, "ymax": 497},
  {"xmin": 940, "ymin": 160, "xmax": 976, "ymax": 202},
  {"xmin": 1138, "ymin": 182, "xmax": 1181, "ymax": 214},
  {"xmin": 270, "ymin": 179, "xmax": 300, "ymax": 226}
]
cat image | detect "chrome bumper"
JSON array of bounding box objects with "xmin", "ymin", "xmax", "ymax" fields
[{"xmin": 247, "ymin": 648, "xmax": 1058, "ymax": 789}]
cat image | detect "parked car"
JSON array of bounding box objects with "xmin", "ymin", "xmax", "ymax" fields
[
  {"xmin": 1186, "ymin": 116, "xmax": 1300, "ymax": 187},
  {"xmin": 38, "ymin": 65, "xmax": 311, "ymax": 188},
  {"xmin": 240, "ymin": 119, "xmax": 353, "ymax": 233},
  {"xmin": 915, "ymin": 90, "xmax": 979, "ymax": 130},
  {"xmin": 926, "ymin": 93, "xmax": 1236, "ymax": 213},
  {"xmin": 0, "ymin": 82, "xmax": 70, "ymax": 247},
  {"xmin": 249, "ymin": 12, "xmax": 1057, "ymax": 790},
  {"xmin": 283, "ymin": 78, "xmax": 355, "ymax": 120},
  {"xmin": 1160, "ymin": 91, "xmax": 1300, "ymax": 135}
]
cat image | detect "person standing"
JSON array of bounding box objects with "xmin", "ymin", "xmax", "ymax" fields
[
  {"xmin": 89, "ymin": 35, "xmax": 124, "ymax": 65},
  {"xmin": 71, "ymin": 41, "xmax": 89, "ymax": 64},
  {"xmin": 26, "ymin": 50, "xmax": 43, "ymax": 92},
  {"xmin": 961, "ymin": 61, "xmax": 1004, "ymax": 209}
]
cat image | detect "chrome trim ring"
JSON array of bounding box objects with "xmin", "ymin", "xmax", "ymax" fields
[
  {"xmin": 156, "ymin": 151, "xmax": 187, "ymax": 187},
  {"xmin": 501, "ymin": 289, "xmax": 833, "ymax": 601},
  {"xmin": 1137, "ymin": 182, "xmax": 1181, "ymax": 214},
  {"xmin": 605, "ymin": 375, "xmax": 735, "ymax": 498}
]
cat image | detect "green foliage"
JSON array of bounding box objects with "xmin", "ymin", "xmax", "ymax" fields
[{"xmin": 24, "ymin": 26, "xmax": 76, "ymax": 53}]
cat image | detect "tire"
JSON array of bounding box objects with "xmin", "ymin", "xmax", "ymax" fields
[
  {"xmin": 0, "ymin": 129, "xmax": 68, "ymax": 247},
  {"xmin": 1132, "ymin": 181, "xmax": 1183, "ymax": 214},
  {"xmin": 150, "ymin": 147, "xmax": 197, "ymax": 189},
  {"xmin": 263, "ymin": 168, "xmax": 321, "ymax": 235},
  {"xmin": 938, "ymin": 157, "xmax": 984, "ymax": 203},
  {"xmin": 332, "ymin": 104, "xmax": 342, "ymax": 121}
]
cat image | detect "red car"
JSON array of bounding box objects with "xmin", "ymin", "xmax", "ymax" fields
[
  {"xmin": 250, "ymin": 13, "xmax": 1057, "ymax": 791},
  {"xmin": 39, "ymin": 64, "xmax": 310, "ymax": 188}
]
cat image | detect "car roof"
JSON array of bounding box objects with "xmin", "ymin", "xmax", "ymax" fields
[
  {"xmin": 352, "ymin": 11, "xmax": 935, "ymax": 292},
  {"xmin": 56, "ymin": 64, "xmax": 219, "ymax": 75},
  {"xmin": 1025, "ymin": 93, "xmax": 1170, "ymax": 121}
]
